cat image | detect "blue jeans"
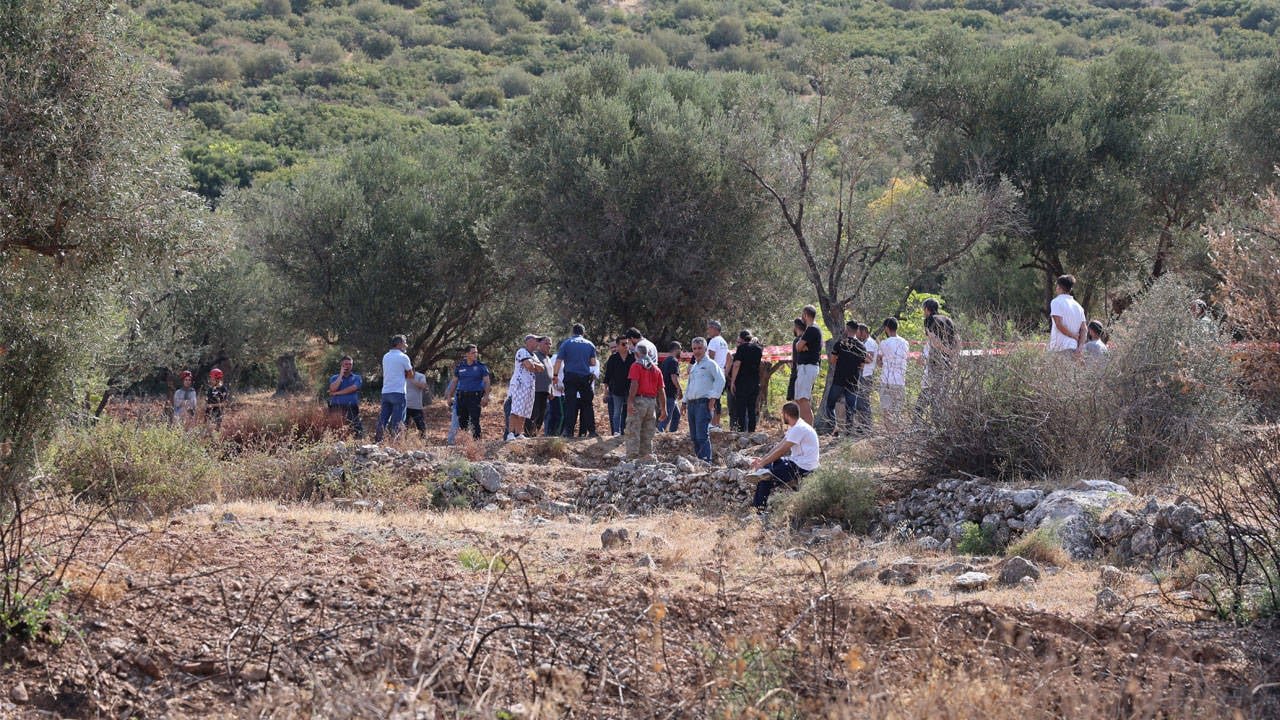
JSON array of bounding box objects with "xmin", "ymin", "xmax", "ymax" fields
[
  {"xmin": 609, "ymin": 394, "xmax": 628, "ymax": 435},
  {"xmin": 658, "ymin": 395, "xmax": 681, "ymax": 432},
  {"xmin": 375, "ymin": 392, "xmax": 407, "ymax": 441},
  {"xmin": 686, "ymin": 400, "xmax": 712, "ymax": 462}
]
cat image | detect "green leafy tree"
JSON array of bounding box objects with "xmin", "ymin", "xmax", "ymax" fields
[
  {"xmin": 237, "ymin": 133, "xmax": 520, "ymax": 372},
  {"xmin": 499, "ymin": 56, "xmax": 789, "ymax": 344},
  {"xmin": 1, "ymin": 0, "xmax": 203, "ymax": 492}
]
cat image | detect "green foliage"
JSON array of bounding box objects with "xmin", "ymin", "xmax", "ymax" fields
[
  {"xmin": 706, "ymin": 16, "xmax": 746, "ymax": 49},
  {"xmin": 51, "ymin": 420, "xmax": 214, "ymax": 516},
  {"xmin": 776, "ymin": 466, "xmax": 879, "ymax": 531},
  {"xmin": 458, "ymin": 547, "xmax": 508, "ymax": 571},
  {"xmin": 956, "ymin": 521, "xmax": 1000, "ymax": 555}
]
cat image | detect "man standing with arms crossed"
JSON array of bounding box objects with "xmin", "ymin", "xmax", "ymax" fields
[
  {"xmin": 793, "ymin": 305, "xmax": 822, "ymax": 425},
  {"xmin": 684, "ymin": 337, "xmax": 725, "ymax": 463}
]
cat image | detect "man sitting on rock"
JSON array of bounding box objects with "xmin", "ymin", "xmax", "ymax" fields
[{"xmin": 749, "ymin": 401, "xmax": 819, "ymax": 511}]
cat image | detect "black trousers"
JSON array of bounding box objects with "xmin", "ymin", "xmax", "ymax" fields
[
  {"xmin": 329, "ymin": 403, "xmax": 363, "ymax": 438},
  {"xmin": 526, "ymin": 391, "xmax": 549, "ymax": 435},
  {"xmin": 562, "ymin": 373, "xmax": 596, "ymax": 438},
  {"xmin": 752, "ymin": 459, "xmax": 809, "ymax": 509},
  {"xmin": 406, "ymin": 408, "xmax": 426, "ymax": 436},
  {"xmin": 735, "ymin": 381, "xmax": 760, "ymax": 432},
  {"xmin": 457, "ymin": 391, "xmax": 483, "ymax": 438}
]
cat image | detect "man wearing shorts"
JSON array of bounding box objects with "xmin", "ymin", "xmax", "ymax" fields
[{"xmin": 792, "ymin": 305, "xmax": 822, "ymax": 425}]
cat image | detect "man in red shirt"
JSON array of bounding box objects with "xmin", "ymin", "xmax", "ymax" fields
[{"xmin": 625, "ymin": 334, "xmax": 668, "ymax": 458}]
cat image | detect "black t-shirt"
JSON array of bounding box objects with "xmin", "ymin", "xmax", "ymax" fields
[
  {"xmin": 603, "ymin": 352, "xmax": 634, "ymax": 396},
  {"xmin": 830, "ymin": 336, "xmax": 867, "ymax": 390},
  {"xmin": 660, "ymin": 356, "xmax": 681, "ymax": 397},
  {"xmin": 794, "ymin": 325, "xmax": 822, "ymax": 365},
  {"xmin": 925, "ymin": 314, "xmax": 958, "ymax": 356},
  {"xmin": 734, "ymin": 343, "xmax": 763, "ymax": 387}
]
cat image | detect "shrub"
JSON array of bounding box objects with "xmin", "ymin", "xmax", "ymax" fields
[
  {"xmin": 51, "ymin": 420, "xmax": 214, "ymax": 516},
  {"xmin": 240, "ymin": 48, "xmax": 292, "ymax": 83},
  {"xmin": 1006, "ymin": 524, "xmax": 1068, "ymax": 567},
  {"xmin": 361, "ymin": 31, "xmax": 399, "ymax": 59},
  {"xmin": 956, "ymin": 521, "xmax": 1000, "ymax": 555},
  {"xmin": 217, "ymin": 442, "xmax": 333, "ymax": 502},
  {"xmin": 461, "ymin": 85, "xmax": 504, "ymax": 109},
  {"xmin": 544, "ymin": 3, "xmax": 581, "ymax": 34},
  {"xmin": 496, "ymin": 66, "xmax": 535, "ymax": 97},
  {"xmin": 776, "ymin": 466, "xmax": 878, "ymax": 532},
  {"xmin": 706, "ymin": 16, "xmax": 746, "ymax": 49},
  {"xmin": 903, "ymin": 276, "xmax": 1250, "ymax": 480},
  {"xmin": 615, "ymin": 37, "xmax": 667, "ymax": 68},
  {"xmin": 308, "ymin": 38, "xmax": 346, "ymax": 64},
  {"xmin": 218, "ymin": 401, "xmax": 343, "ymax": 450}
]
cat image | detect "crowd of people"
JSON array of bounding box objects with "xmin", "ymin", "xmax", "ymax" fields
[{"xmin": 172, "ymin": 275, "xmax": 1116, "ymax": 510}]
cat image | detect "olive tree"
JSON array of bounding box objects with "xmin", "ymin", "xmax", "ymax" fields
[{"xmin": 0, "ymin": 0, "xmax": 203, "ymax": 492}]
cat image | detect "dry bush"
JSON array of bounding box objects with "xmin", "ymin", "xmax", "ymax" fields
[
  {"xmin": 218, "ymin": 400, "xmax": 343, "ymax": 450},
  {"xmin": 903, "ymin": 276, "xmax": 1249, "ymax": 480},
  {"xmin": 777, "ymin": 466, "xmax": 879, "ymax": 531},
  {"xmin": 1184, "ymin": 427, "xmax": 1280, "ymax": 622},
  {"xmin": 215, "ymin": 442, "xmax": 335, "ymax": 502},
  {"xmin": 50, "ymin": 419, "xmax": 214, "ymax": 516},
  {"xmin": 1006, "ymin": 524, "xmax": 1069, "ymax": 567},
  {"xmin": 1209, "ymin": 189, "xmax": 1280, "ymax": 419}
]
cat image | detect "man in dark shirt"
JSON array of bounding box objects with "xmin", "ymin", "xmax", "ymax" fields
[
  {"xmin": 826, "ymin": 321, "xmax": 867, "ymax": 435},
  {"xmin": 444, "ymin": 344, "xmax": 490, "ymax": 439},
  {"xmin": 793, "ymin": 305, "xmax": 823, "ymax": 424},
  {"xmin": 658, "ymin": 341, "xmax": 683, "ymax": 432},
  {"xmin": 602, "ymin": 337, "xmax": 634, "ymax": 436},
  {"xmin": 553, "ymin": 323, "xmax": 599, "ymax": 438},
  {"xmin": 730, "ymin": 330, "xmax": 763, "ymax": 432},
  {"xmin": 327, "ymin": 355, "xmax": 364, "ymax": 438},
  {"xmin": 918, "ymin": 298, "xmax": 958, "ymax": 415}
]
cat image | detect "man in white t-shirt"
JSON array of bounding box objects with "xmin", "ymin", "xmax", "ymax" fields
[
  {"xmin": 375, "ymin": 334, "xmax": 415, "ymax": 442},
  {"xmin": 705, "ymin": 320, "xmax": 730, "ymax": 429},
  {"xmin": 1049, "ymin": 274, "xmax": 1087, "ymax": 356},
  {"xmin": 749, "ymin": 401, "xmax": 819, "ymax": 510},
  {"xmin": 877, "ymin": 317, "xmax": 910, "ymax": 430}
]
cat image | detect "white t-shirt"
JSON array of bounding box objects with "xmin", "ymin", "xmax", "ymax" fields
[
  {"xmin": 878, "ymin": 335, "xmax": 909, "ymax": 387},
  {"xmin": 405, "ymin": 372, "xmax": 427, "ymax": 410},
  {"xmin": 381, "ymin": 348, "xmax": 413, "ymax": 395},
  {"xmin": 861, "ymin": 337, "xmax": 878, "ymax": 378},
  {"xmin": 549, "ymin": 354, "xmax": 565, "ymax": 397},
  {"xmin": 707, "ymin": 335, "xmax": 729, "ymax": 371},
  {"xmin": 784, "ymin": 418, "xmax": 820, "ymax": 471},
  {"xmin": 1049, "ymin": 294, "xmax": 1087, "ymax": 351}
]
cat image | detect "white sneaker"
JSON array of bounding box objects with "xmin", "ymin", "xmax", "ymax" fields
[{"xmin": 506, "ymin": 432, "xmax": 517, "ymax": 441}]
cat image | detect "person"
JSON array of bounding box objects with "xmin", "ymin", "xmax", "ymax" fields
[
  {"xmin": 625, "ymin": 344, "xmax": 667, "ymax": 458},
  {"xmin": 444, "ymin": 344, "xmax": 490, "ymax": 439},
  {"xmin": 603, "ymin": 337, "xmax": 634, "ymax": 436},
  {"xmin": 327, "ymin": 356, "xmax": 364, "ymax": 438},
  {"xmin": 1049, "ymin": 274, "xmax": 1087, "ymax": 358},
  {"xmin": 730, "ymin": 330, "xmax": 763, "ymax": 433},
  {"xmin": 506, "ymin": 334, "xmax": 545, "ymax": 441},
  {"xmin": 405, "ymin": 368, "xmax": 430, "ymax": 438},
  {"xmin": 375, "ymin": 335, "xmax": 414, "ymax": 442},
  {"xmin": 526, "ymin": 336, "xmax": 553, "ymax": 436},
  {"xmin": 445, "ymin": 349, "xmax": 465, "ymax": 445},
  {"xmin": 544, "ymin": 348, "xmax": 566, "ymax": 437},
  {"xmin": 205, "ymin": 368, "xmax": 230, "ymax": 428},
  {"xmin": 172, "ymin": 370, "xmax": 198, "ymax": 427},
  {"xmin": 749, "ymin": 401, "xmax": 819, "ymax": 510},
  {"xmin": 877, "ymin": 317, "xmax": 910, "ymax": 431},
  {"xmin": 786, "ymin": 317, "xmax": 804, "ymax": 402},
  {"xmin": 705, "ymin": 321, "xmax": 730, "ymax": 429},
  {"xmin": 825, "ymin": 321, "xmax": 866, "ymax": 434},
  {"xmin": 854, "ymin": 323, "xmax": 877, "ymax": 432},
  {"xmin": 624, "ymin": 327, "xmax": 657, "ymax": 366},
  {"xmin": 555, "ymin": 324, "xmax": 599, "ymax": 438},
  {"xmin": 684, "ymin": 337, "xmax": 725, "ymax": 463},
  {"xmin": 917, "ymin": 298, "xmax": 957, "ymax": 414},
  {"xmin": 1083, "ymin": 320, "xmax": 1109, "ymax": 363},
  {"xmin": 658, "ymin": 341, "xmax": 683, "ymax": 432},
  {"xmin": 793, "ymin": 305, "xmax": 823, "ymax": 425}
]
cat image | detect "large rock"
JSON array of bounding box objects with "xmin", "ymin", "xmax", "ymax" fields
[
  {"xmin": 998, "ymin": 556, "xmax": 1041, "ymax": 586},
  {"xmin": 952, "ymin": 571, "xmax": 991, "ymax": 592},
  {"xmin": 1025, "ymin": 482, "xmax": 1132, "ymax": 559},
  {"xmin": 477, "ymin": 464, "xmax": 503, "ymax": 493},
  {"xmin": 878, "ymin": 559, "xmax": 924, "ymax": 586}
]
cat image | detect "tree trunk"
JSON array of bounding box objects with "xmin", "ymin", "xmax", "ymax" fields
[{"xmin": 274, "ymin": 354, "xmax": 306, "ymax": 396}]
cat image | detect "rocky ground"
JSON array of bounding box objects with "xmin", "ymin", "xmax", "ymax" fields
[{"xmin": 2, "ymin": 403, "xmax": 1278, "ymax": 718}]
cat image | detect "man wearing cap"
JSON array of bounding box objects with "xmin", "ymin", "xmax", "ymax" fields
[
  {"xmin": 684, "ymin": 337, "xmax": 726, "ymax": 462},
  {"xmin": 327, "ymin": 355, "xmax": 365, "ymax": 438},
  {"xmin": 173, "ymin": 371, "xmax": 198, "ymax": 427},
  {"xmin": 554, "ymin": 323, "xmax": 599, "ymax": 439},
  {"xmin": 375, "ymin": 335, "xmax": 414, "ymax": 442},
  {"xmin": 506, "ymin": 334, "xmax": 545, "ymax": 441},
  {"xmin": 705, "ymin": 321, "xmax": 730, "ymax": 430},
  {"xmin": 205, "ymin": 368, "xmax": 229, "ymax": 428},
  {"xmin": 730, "ymin": 330, "xmax": 763, "ymax": 433}
]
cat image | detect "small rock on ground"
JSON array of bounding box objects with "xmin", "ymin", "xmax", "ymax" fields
[{"xmin": 952, "ymin": 571, "xmax": 991, "ymax": 592}]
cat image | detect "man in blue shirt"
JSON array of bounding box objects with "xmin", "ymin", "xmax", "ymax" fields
[
  {"xmin": 684, "ymin": 337, "xmax": 726, "ymax": 462},
  {"xmin": 444, "ymin": 344, "xmax": 491, "ymax": 439},
  {"xmin": 375, "ymin": 334, "xmax": 414, "ymax": 442},
  {"xmin": 327, "ymin": 355, "xmax": 364, "ymax": 438},
  {"xmin": 553, "ymin": 323, "xmax": 599, "ymax": 438}
]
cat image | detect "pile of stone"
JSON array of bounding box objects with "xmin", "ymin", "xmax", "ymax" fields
[
  {"xmin": 878, "ymin": 477, "xmax": 1213, "ymax": 565},
  {"xmin": 576, "ymin": 453, "xmax": 758, "ymax": 513},
  {"xmin": 326, "ymin": 443, "xmax": 548, "ymax": 510}
]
